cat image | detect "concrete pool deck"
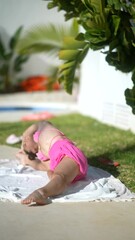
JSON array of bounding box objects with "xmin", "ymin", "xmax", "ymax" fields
[{"xmin": 0, "ymin": 145, "xmax": 135, "ymax": 240}]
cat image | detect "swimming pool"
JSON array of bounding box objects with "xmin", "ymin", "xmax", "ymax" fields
[
  {"xmin": 0, "ymin": 106, "xmax": 62, "ymax": 112},
  {"xmin": 0, "ymin": 103, "xmax": 77, "ymax": 122}
]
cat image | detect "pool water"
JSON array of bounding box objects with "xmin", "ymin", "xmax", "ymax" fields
[{"xmin": 0, "ymin": 106, "xmax": 62, "ymax": 112}]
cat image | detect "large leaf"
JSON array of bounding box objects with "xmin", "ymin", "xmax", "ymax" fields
[
  {"xmin": 125, "ymin": 87, "xmax": 135, "ymax": 114},
  {"xmin": 0, "ymin": 63, "xmax": 9, "ymax": 76},
  {"xmin": 59, "ymin": 46, "xmax": 90, "ymax": 93},
  {"xmin": 0, "ymin": 37, "xmax": 6, "ymax": 60},
  {"xmin": 58, "ymin": 37, "xmax": 89, "ymax": 93},
  {"xmin": 17, "ymin": 20, "xmax": 79, "ymax": 55},
  {"xmin": 58, "ymin": 63, "xmax": 76, "ymax": 93},
  {"xmin": 9, "ymin": 26, "xmax": 23, "ymax": 50},
  {"xmin": 16, "ymin": 20, "xmax": 81, "ymax": 93},
  {"xmin": 111, "ymin": 15, "xmax": 121, "ymax": 36},
  {"xmin": 59, "ymin": 50, "xmax": 80, "ymax": 61},
  {"xmin": 63, "ymin": 37, "xmax": 86, "ymax": 49},
  {"xmin": 0, "ymin": 26, "xmax": 29, "ymax": 92},
  {"xmin": 13, "ymin": 55, "xmax": 29, "ymax": 72},
  {"xmin": 123, "ymin": 69, "xmax": 135, "ymax": 114}
]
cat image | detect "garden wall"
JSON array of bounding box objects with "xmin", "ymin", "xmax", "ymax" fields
[{"xmin": 78, "ymin": 50, "xmax": 135, "ymax": 133}]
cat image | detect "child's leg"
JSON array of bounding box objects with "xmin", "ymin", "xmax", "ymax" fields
[
  {"xmin": 21, "ymin": 156, "xmax": 80, "ymax": 205},
  {"xmin": 47, "ymin": 170, "xmax": 54, "ymax": 179}
]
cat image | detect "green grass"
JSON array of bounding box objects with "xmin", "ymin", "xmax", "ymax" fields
[{"xmin": 0, "ymin": 113, "xmax": 135, "ymax": 192}]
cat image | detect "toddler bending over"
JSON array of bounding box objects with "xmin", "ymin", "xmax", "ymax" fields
[{"xmin": 16, "ymin": 121, "xmax": 88, "ymax": 205}]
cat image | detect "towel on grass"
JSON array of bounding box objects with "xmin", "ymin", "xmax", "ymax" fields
[
  {"xmin": 0, "ymin": 158, "xmax": 135, "ymax": 203},
  {"xmin": 21, "ymin": 111, "xmax": 55, "ymax": 121}
]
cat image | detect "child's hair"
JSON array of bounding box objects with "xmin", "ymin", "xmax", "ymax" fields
[
  {"xmin": 22, "ymin": 121, "xmax": 53, "ymax": 160},
  {"xmin": 22, "ymin": 140, "xmax": 37, "ymax": 161},
  {"xmin": 24, "ymin": 150, "xmax": 37, "ymax": 160}
]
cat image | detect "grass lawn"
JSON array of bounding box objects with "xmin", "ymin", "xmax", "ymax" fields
[{"xmin": 0, "ymin": 113, "xmax": 135, "ymax": 192}]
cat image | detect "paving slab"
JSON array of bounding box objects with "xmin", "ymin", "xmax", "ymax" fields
[
  {"xmin": 0, "ymin": 145, "xmax": 135, "ymax": 240},
  {"xmin": 1, "ymin": 201, "xmax": 135, "ymax": 240}
]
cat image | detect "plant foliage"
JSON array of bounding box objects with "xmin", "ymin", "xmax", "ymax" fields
[
  {"xmin": 0, "ymin": 27, "xmax": 29, "ymax": 93},
  {"xmin": 17, "ymin": 22, "xmax": 78, "ymax": 55},
  {"xmin": 45, "ymin": 0, "xmax": 135, "ymax": 114},
  {"xmin": 17, "ymin": 20, "xmax": 81, "ymax": 92}
]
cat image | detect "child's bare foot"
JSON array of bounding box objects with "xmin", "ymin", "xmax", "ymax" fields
[{"xmin": 21, "ymin": 189, "xmax": 47, "ymax": 205}]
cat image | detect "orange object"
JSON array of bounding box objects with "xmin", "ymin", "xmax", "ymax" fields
[
  {"xmin": 98, "ymin": 157, "xmax": 120, "ymax": 167},
  {"xmin": 21, "ymin": 111, "xmax": 55, "ymax": 121},
  {"xmin": 20, "ymin": 75, "xmax": 60, "ymax": 92}
]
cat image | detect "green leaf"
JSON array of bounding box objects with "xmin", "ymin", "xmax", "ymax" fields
[
  {"xmin": 0, "ymin": 37, "xmax": 6, "ymax": 60},
  {"xmin": 0, "ymin": 64, "xmax": 9, "ymax": 75},
  {"xmin": 132, "ymin": 69, "xmax": 135, "ymax": 84},
  {"xmin": 64, "ymin": 77, "xmax": 74, "ymax": 94},
  {"xmin": 112, "ymin": 15, "xmax": 121, "ymax": 36},
  {"xmin": 78, "ymin": 44, "xmax": 89, "ymax": 63},
  {"xmin": 4, "ymin": 53, "xmax": 13, "ymax": 61},
  {"xmin": 63, "ymin": 68, "xmax": 75, "ymax": 94},
  {"xmin": 9, "ymin": 26, "xmax": 23, "ymax": 50},
  {"xmin": 13, "ymin": 55, "xmax": 29, "ymax": 72},
  {"xmin": 59, "ymin": 49, "xmax": 80, "ymax": 60},
  {"xmin": 69, "ymin": 19, "xmax": 79, "ymax": 36},
  {"xmin": 131, "ymin": 26, "xmax": 135, "ymax": 36},
  {"xmin": 17, "ymin": 21, "xmax": 79, "ymax": 55},
  {"xmin": 59, "ymin": 60, "xmax": 76, "ymax": 71},
  {"xmin": 109, "ymin": 39, "xmax": 119, "ymax": 52},
  {"xmin": 18, "ymin": 43, "xmax": 60, "ymax": 55},
  {"xmin": 84, "ymin": 29, "xmax": 109, "ymax": 49},
  {"xmin": 125, "ymin": 87, "xmax": 135, "ymax": 114},
  {"xmin": 63, "ymin": 37, "xmax": 87, "ymax": 50},
  {"xmin": 76, "ymin": 33, "xmax": 85, "ymax": 41}
]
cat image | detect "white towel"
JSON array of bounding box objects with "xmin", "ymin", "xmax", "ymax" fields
[{"xmin": 0, "ymin": 158, "xmax": 135, "ymax": 203}]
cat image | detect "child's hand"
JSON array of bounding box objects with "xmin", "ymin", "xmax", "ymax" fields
[{"xmin": 16, "ymin": 150, "xmax": 30, "ymax": 166}]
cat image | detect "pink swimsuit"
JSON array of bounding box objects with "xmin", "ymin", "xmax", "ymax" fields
[{"xmin": 33, "ymin": 130, "xmax": 88, "ymax": 182}]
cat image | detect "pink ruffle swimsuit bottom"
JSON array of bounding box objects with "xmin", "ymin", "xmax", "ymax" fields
[{"xmin": 33, "ymin": 131, "xmax": 88, "ymax": 182}]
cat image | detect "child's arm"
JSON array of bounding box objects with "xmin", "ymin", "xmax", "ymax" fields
[
  {"xmin": 22, "ymin": 121, "xmax": 52, "ymax": 142},
  {"xmin": 16, "ymin": 150, "xmax": 50, "ymax": 171},
  {"xmin": 21, "ymin": 123, "xmax": 38, "ymax": 149},
  {"xmin": 22, "ymin": 123, "xmax": 39, "ymax": 139},
  {"xmin": 22, "ymin": 121, "xmax": 50, "ymax": 151}
]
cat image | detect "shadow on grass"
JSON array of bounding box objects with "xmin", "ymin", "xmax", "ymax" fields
[
  {"xmin": 86, "ymin": 143, "xmax": 135, "ymax": 178},
  {"xmin": 87, "ymin": 156, "xmax": 120, "ymax": 178}
]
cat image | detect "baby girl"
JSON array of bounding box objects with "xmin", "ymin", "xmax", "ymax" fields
[{"xmin": 16, "ymin": 120, "xmax": 88, "ymax": 205}]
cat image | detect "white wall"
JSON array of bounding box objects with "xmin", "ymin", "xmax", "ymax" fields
[
  {"xmin": 78, "ymin": 50, "xmax": 135, "ymax": 132},
  {"xmin": 0, "ymin": 0, "xmax": 65, "ymax": 34},
  {"xmin": 0, "ymin": 0, "xmax": 67, "ymax": 78}
]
